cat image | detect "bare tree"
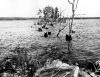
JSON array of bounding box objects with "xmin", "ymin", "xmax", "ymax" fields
[
  {"xmin": 68, "ymin": 0, "xmax": 79, "ymax": 35},
  {"xmin": 67, "ymin": 0, "xmax": 79, "ymax": 53},
  {"xmin": 56, "ymin": 0, "xmax": 79, "ymax": 37}
]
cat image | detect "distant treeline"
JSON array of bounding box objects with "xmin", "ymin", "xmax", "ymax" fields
[
  {"xmin": 67, "ymin": 17, "xmax": 100, "ymax": 19},
  {"xmin": 0, "ymin": 17, "xmax": 100, "ymax": 20}
]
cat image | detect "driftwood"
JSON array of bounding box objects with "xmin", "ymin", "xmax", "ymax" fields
[
  {"xmin": 79, "ymin": 71, "xmax": 91, "ymax": 77},
  {"xmin": 35, "ymin": 59, "xmax": 79, "ymax": 77}
]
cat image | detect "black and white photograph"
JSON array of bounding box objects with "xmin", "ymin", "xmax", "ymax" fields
[{"xmin": 0, "ymin": 0, "xmax": 100, "ymax": 77}]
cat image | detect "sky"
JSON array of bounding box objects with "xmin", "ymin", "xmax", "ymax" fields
[{"xmin": 0, "ymin": 0, "xmax": 100, "ymax": 17}]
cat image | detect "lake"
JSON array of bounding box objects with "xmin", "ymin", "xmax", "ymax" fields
[{"xmin": 0, "ymin": 19, "xmax": 100, "ymax": 62}]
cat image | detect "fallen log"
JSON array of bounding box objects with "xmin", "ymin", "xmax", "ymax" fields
[{"xmin": 35, "ymin": 59, "xmax": 80, "ymax": 77}]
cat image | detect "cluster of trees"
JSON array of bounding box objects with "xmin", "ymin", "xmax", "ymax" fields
[
  {"xmin": 38, "ymin": 6, "xmax": 59, "ymax": 22},
  {"xmin": 37, "ymin": 0, "xmax": 79, "ymax": 53}
]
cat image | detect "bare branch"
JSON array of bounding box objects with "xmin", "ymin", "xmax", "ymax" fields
[
  {"xmin": 68, "ymin": 0, "xmax": 73, "ymax": 4},
  {"xmin": 75, "ymin": 0, "xmax": 79, "ymax": 10},
  {"xmin": 61, "ymin": 9, "xmax": 66, "ymax": 14},
  {"xmin": 57, "ymin": 17, "xmax": 69, "ymax": 37},
  {"xmin": 50, "ymin": 70, "xmax": 60, "ymax": 77},
  {"xmin": 73, "ymin": 0, "xmax": 75, "ymax": 3},
  {"xmin": 63, "ymin": 72, "xmax": 70, "ymax": 77},
  {"xmin": 57, "ymin": 25, "xmax": 66, "ymax": 37}
]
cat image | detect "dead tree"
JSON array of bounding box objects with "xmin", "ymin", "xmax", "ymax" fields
[
  {"xmin": 68, "ymin": 0, "xmax": 79, "ymax": 35},
  {"xmin": 59, "ymin": 9, "xmax": 66, "ymax": 24},
  {"xmin": 67, "ymin": 0, "xmax": 79, "ymax": 52},
  {"xmin": 56, "ymin": 0, "xmax": 79, "ymax": 52},
  {"xmin": 57, "ymin": 15, "xmax": 69, "ymax": 37},
  {"xmin": 57, "ymin": 25, "xmax": 66, "ymax": 37}
]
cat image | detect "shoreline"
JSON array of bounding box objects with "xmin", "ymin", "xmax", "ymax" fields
[{"xmin": 0, "ymin": 17, "xmax": 99, "ymax": 21}]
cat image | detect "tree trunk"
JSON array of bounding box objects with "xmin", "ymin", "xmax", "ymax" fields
[{"xmin": 68, "ymin": 2, "xmax": 75, "ymax": 53}]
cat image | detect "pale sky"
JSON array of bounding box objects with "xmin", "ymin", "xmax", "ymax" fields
[{"xmin": 0, "ymin": 0, "xmax": 100, "ymax": 17}]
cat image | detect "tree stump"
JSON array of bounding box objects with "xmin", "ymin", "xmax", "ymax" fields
[{"xmin": 44, "ymin": 32, "xmax": 48, "ymax": 37}]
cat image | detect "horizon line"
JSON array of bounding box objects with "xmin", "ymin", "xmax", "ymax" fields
[{"xmin": 0, "ymin": 17, "xmax": 99, "ymax": 20}]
